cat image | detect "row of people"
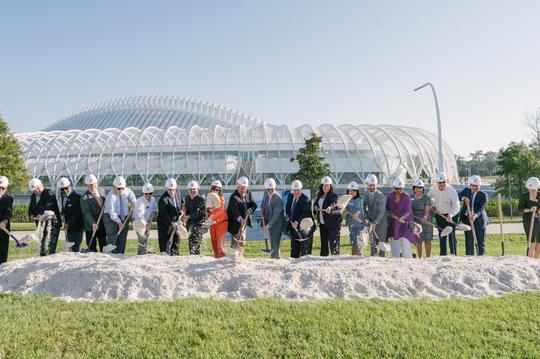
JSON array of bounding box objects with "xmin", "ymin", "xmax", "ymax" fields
[{"xmin": 1, "ymin": 172, "xmax": 539, "ymax": 264}]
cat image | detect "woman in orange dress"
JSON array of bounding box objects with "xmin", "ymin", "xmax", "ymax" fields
[{"xmin": 207, "ymin": 180, "xmax": 228, "ymax": 258}]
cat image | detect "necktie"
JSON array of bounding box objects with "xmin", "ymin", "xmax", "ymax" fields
[
  {"xmin": 291, "ymin": 198, "xmax": 297, "ymax": 217},
  {"xmin": 119, "ymin": 195, "xmax": 125, "ymax": 220},
  {"xmin": 94, "ymin": 191, "xmax": 103, "ymax": 208}
]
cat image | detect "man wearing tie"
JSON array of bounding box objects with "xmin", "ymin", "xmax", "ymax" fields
[
  {"xmin": 80, "ymin": 174, "xmax": 107, "ymax": 252},
  {"xmin": 285, "ymin": 180, "xmax": 314, "ymax": 258},
  {"xmin": 458, "ymin": 175, "xmax": 488, "ymax": 255},
  {"xmin": 261, "ymin": 178, "xmax": 284, "ymax": 259},
  {"xmin": 157, "ymin": 178, "xmax": 184, "ymax": 255},
  {"xmin": 104, "ymin": 176, "xmax": 136, "ymax": 254},
  {"xmin": 363, "ymin": 174, "xmax": 388, "ymax": 256},
  {"xmin": 57, "ymin": 177, "xmax": 85, "ymax": 252}
]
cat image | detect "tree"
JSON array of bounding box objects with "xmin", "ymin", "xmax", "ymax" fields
[
  {"xmin": 0, "ymin": 114, "xmax": 30, "ymax": 193},
  {"xmin": 495, "ymin": 141, "xmax": 540, "ymax": 197},
  {"xmin": 524, "ymin": 109, "xmax": 540, "ymax": 155},
  {"xmin": 291, "ymin": 132, "xmax": 330, "ymax": 197}
]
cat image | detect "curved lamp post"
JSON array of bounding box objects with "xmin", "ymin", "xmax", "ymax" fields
[{"xmin": 414, "ymin": 82, "xmax": 444, "ymax": 175}]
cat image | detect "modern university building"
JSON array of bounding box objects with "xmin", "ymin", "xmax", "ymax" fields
[{"xmin": 15, "ymin": 96, "xmax": 458, "ymax": 189}]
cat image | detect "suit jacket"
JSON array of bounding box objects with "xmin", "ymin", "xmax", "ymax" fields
[
  {"xmin": 184, "ymin": 194, "xmax": 206, "ymax": 229},
  {"xmin": 227, "ymin": 189, "xmax": 257, "ymax": 235},
  {"xmin": 157, "ymin": 191, "xmax": 184, "ymax": 227},
  {"xmin": 261, "ymin": 192, "xmax": 284, "ymax": 235},
  {"xmin": 28, "ymin": 188, "xmax": 62, "ymax": 226},
  {"xmin": 458, "ymin": 188, "xmax": 488, "ymax": 228},
  {"xmin": 285, "ymin": 193, "xmax": 313, "ymax": 224},
  {"xmin": 0, "ymin": 194, "xmax": 13, "ymax": 232},
  {"xmin": 60, "ymin": 190, "xmax": 84, "ymax": 233},
  {"xmin": 313, "ymin": 191, "xmax": 341, "ymax": 228},
  {"xmin": 363, "ymin": 190, "xmax": 388, "ymax": 226},
  {"xmin": 80, "ymin": 188, "xmax": 106, "ymax": 231}
]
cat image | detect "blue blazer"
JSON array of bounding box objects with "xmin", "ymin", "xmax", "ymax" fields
[{"xmin": 458, "ymin": 187, "xmax": 488, "ymax": 227}]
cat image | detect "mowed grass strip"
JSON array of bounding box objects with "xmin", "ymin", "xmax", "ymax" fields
[
  {"xmin": 0, "ymin": 293, "xmax": 538, "ymax": 358},
  {"xmin": 5, "ymin": 233, "xmax": 531, "ymax": 261}
]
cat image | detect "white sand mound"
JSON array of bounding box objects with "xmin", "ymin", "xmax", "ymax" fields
[{"xmin": 1, "ymin": 253, "xmax": 539, "ymax": 301}]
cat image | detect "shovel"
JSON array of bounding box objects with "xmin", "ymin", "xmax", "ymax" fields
[
  {"xmin": 260, "ymin": 208, "xmax": 272, "ymax": 254},
  {"xmin": 81, "ymin": 206, "xmax": 105, "ymax": 253},
  {"xmin": 1, "ymin": 227, "xmax": 32, "ymax": 248},
  {"xmin": 103, "ymin": 208, "xmax": 133, "ymax": 253}
]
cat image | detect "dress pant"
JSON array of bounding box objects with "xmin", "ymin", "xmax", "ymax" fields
[
  {"xmin": 210, "ymin": 221, "xmax": 227, "ymax": 258},
  {"xmin": 104, "ymin": 214, "xmax": 129, "ymax": 254},
  {"xmin": 85, "ymin": 224, "xmax": 107, "ymax": 252},
  {"xmin": 0, "ymin": 232, "xmax": 9, "ymax": 264},
  {"xmin": 65, "ymin": 229, "xmax": 84, "ymax": 252},
  {"xmin": 435, "ymin": 213, "xmax": 458, "ymax": 255},
  {"xmin": 290, "ymin": 225, "xmax": 313, "ymax": 258},
  {"xmin": 464, "ymin": 221, "xmax": 485, "ymax": 255},
  {"xmin": 320, "ymin": 224, "xmax": 340, "ymax": 256}
]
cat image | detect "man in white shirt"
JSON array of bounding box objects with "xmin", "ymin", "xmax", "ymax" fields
[
  {"xmin": 132, "ymin": 183, "xmax": 157, "ymax": 255},
  {"xmin": 103, "ymin": 176, "xmax": 136, "ymax": 254},
  {"xmin": 428, "ymin": 172, "xmax": 460, "ymax": 255}
]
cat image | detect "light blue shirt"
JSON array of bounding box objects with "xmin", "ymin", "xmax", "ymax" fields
[{"xmin": 105, "ymin": 188, "xmax": 136, "ymax": 224}]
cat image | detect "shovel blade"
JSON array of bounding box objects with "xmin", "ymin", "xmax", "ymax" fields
[{"xmin": 103, "ymin": 244, "xmax": 117, "ymax": 253}]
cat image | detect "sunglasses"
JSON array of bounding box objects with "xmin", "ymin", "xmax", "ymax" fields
[
  {"xmin": 0, "ymin": 187, "xmax": 6, "ymax": 190},
  {"xmin": 144, "ymin": 193, "xmax": 153, "ymax": 195},
  {"xmin": 117, "ymin": 187, "xmax": 125, "ymax": 191},
  {"xmin": 60, "ymin": 187, "xmax": 69, "ymax": 191}
]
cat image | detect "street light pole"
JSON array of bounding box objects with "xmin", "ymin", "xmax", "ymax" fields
[{"xmin": 414, "ymin": 82, "xmax": 444, "ymax": 175}]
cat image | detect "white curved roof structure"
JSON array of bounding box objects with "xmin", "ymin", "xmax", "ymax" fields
[{"xmin": 16, "ymin": 96, "xmax": 459, "ymax": 187}]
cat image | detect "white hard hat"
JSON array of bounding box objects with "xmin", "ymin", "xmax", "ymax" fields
[
  {"xmin": 264, "ymin": 178, "xmax": 277, "ymax": 189},
  {"xmin": 435, "ymin": 172, "xmax": 448, "ymax": 183},
  {"xmin": 85, "ymin": 174, "xmax": 97, "ymax": 185},
  {"xmin": 113, "ymin": 176, "xmax": 126, "ymax": 188},
  {"xmin": 28, "ymin": 178, "xmax": 43, "ymax": 191},
  {"xmin": 142, "ymin": 183, "xmax": 154, "ymax": 194},
  {"xmin": 392, "ymin": 177, "xmax": 405, "ymax": 189},
  {"xmin": 469, "ymin": 175, "xmax": 481, "ymax": 186},
  {"xmin": 211, "ymin": 180, "xmax": 222, "ymax": 188},
  {"xmin": 290, "ymin": 180, "xmax": 303, "ymax": 190},
  {"xmin": 320, "ymin": 176, "xmax": 333, "ymax": 185},
  {"xmin": 526, "ymin": 177, "xmax": 540, "ymax": 190},
  {"xmin": 0, "ymin": 176, "xmax": 9, "ymax": 187},
  {"xmin": 237, "ymin": 176, "xmax": 249, "ymax": 187},
  {"xmin": 412, "ymin": 179, "xmax": 425, "ymax": 188},
  {"xmin": 364, "ymin": 174, "xmax": 378, "ymax": 185},
  {"xmin": 57, "ymin": 177, "xmax": 71, "ymax": 189},
  {"xmin": 347, "ymin": 181, "xmax": 359, "ymax": 190},
  {"xmin": 165, "ymin": 178, "xmax": 177, "ymax": 190},
  {"xmin": 187, "ymin": 180, "xmax": 199, "ymax": 190}
]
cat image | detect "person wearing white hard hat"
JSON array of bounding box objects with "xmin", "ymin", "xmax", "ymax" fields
[
  {"xmin": 57, "ymin": 177, "xmax": 85, "ymax": 252},
  {"xmin": 519, "ymin": 177, "xmax": 540, "ymax": 258},
  {"xmin": 207, "ymin": 180, "xmax": 227, "ymax": 258},
  {"xmin": 80, "ymin": 174, "xmax": 107, "ymax": 252},
  {"xmin": 260, "ymin": 178, "xmax": 285, "ymax": 259},
  {"xmin": 286, "ymin": 180, "xmax": 314, "ymax": 258},
  {"xmin": 458, "ymin": 175, "xmax": 488, "ymax": 256},
  {"xmin": 28, "ymin": 177, "xmax": 62, "ymax": 256},
  {"xmin": 103, "ymin": 176, "xmax": 136, "ymax": 254},
  {"xmin": 386, "ymin": 178, "xmax": 418, "ymax": 258},
  {"xmin": 0, "ymin": 176, "xmax": 13, "ymax": 264},
  {"xmin": 157, "ymin": 177, "xmax": 184, "ymax": 254},
  {"xmin": 227, "ymin": 176, "xmax": 257, "ymax": 257},
  {"xmin": 132, "ymin": 183, "xmax": 157, "ymax": 255},
  {"xmin": 183, "ymin": 180, "xmax": 206, "ymax": 255},
  {"xmin": 363, "ymin": 174, "xmax": 388, "ymax": 256},
  {"xmin": 411, "ymin": 179, "xmax": 433, "ymax": 258},
  {"xmin": 344, "ymin": 181, "xmax": 366, "ymax": 256},
  {"xmin": 428, "ymin": 172, "xmax": 460, "ymax": 256},
  {"xmin": 313, "ymin": 176, "xmax": 342, "ymax": 256}
]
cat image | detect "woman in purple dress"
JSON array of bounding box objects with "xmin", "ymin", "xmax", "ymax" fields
[{"xmin": 386, "ymin": 178, "xmax": 419, "ymax": 258}]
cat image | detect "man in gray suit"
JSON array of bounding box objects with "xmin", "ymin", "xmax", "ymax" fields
[
  {"xmin": 363, "ymin": 174, "xmax": 388, "ymax": 256},
  {"xmin": 261, "ymin": 178, "xmax": 285, "ymax": 259},
  {"xmin": 80, "ymin": 174, "xmax": 107, "ymax": 252}
]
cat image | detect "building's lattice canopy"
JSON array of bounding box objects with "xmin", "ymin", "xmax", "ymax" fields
[{"xmin": 16, "ymin": 96, "xmax": 459, "ymax": 187}]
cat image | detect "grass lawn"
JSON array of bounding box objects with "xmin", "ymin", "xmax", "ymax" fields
[
  {"xmin": 5, "ymin": 232, "xmax": 530, "ymax": 261},
  {"xmin": 0, "ymin": 293, "xmax": 538, "ymax": 358},
  {"xmin": 1, "ymin": 232, "xmax": 537, "ymax": 358}
]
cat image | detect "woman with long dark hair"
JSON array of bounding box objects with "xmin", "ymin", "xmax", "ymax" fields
[{"xmin": 313, "ymin": 176, "xmax": 342, "ymax": 256}]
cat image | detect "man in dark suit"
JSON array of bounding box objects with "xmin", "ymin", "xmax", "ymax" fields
[
  {"xmin": 261, "ymin": 178, "xmax": 285, "ymax": 259},
  {"xmin": 184, "ymin": 180, "xmax": 206, "ymax": 255},
  {"xmin": 28, "ymin": 178, "xmax": 62, "ymax": 256},
  {"xmin": 458, "ymin": 175, "xmax": 488, "ymax": 256},
  {"xmin": 285, "ymin": 180, "xmax": 314, "ymax": 258},
  {"xmin": 227, "ymin": 176, "xmax": 257, "ymax": 257},
  {"xmin": 57, "ymin": 177, "xmax": 85, "ymax": 252},
  {"xmin": 80, "ymin": 174, "xmax": 107, "ymax": 252},
  {"xmin": 0, "ymin": 176, "xmax": 13, "ymax": 264},
  {"xmin": 157, "ymin": 178, "xmax": 184, "ymax": 255}
]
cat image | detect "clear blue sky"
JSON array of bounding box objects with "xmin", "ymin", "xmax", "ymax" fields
[{"xmin": 1, "ymin": 0, "xmax": 538, "ymax": 157}]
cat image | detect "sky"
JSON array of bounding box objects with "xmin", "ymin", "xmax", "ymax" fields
[{"xmin": 1, "ymin": 0, "xmax": 539, "ymax": 157}]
